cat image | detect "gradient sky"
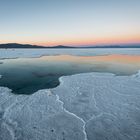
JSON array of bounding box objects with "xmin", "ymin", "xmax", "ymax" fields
[{"xmin": 0, "ymin": 0, "xmax": 140, "ymax": 46}]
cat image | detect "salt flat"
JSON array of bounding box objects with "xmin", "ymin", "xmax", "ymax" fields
[
  {"xmin": 0, "ymin": 72, "xmax": 140, "ymax": 140},
  {"xmin": 1, "ymin": 48, "xmax": 140, "ymax": 59}
]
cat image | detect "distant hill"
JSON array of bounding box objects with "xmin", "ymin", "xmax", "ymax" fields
[
  {"xmin": 0, "ymin": 43, "xmax": 140, "ymax": 49},
  {"xmin": 86, "ymin": 45, "xmax": 140, "ymax": 48},
  {"xmin": 0, "ymin": 43, "xmax": 75, "ymax": 49},
  {"xmin": 46, "ymin": 45, "xmax": 75, "ymax": 48},
  {"xmin": 0, "ymin": 43, "xmax": 45, "ymax": 49}
]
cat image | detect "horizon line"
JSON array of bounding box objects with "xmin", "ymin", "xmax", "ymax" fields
[{"xmin": 0, "ymin": 42, "xmax": 140, "ymax": 47}]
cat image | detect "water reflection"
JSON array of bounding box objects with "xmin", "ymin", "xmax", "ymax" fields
[{"xmin": 0, "ymin": 54, "xmax": 140, "ymax": 94}]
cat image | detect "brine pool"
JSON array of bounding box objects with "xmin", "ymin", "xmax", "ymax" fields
[{"xmin": 0, "ymin": 54, "xmax": 140, "ymax": 94}]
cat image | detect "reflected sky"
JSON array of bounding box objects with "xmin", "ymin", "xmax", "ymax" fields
[
  {"xmin": 0, "ymin": 54, "xmax": 140, "ymax": 94},
  {"xmin": 39, "ymin": 54, "xmax": 140, "ymax": 64}
]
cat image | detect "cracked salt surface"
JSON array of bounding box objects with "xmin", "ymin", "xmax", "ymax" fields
[
  {"xmin": 0, "ymin": 71, "xmax": 140, "ymax": 140},
  {"xmin": 55, "ymin": 94, "xmax": 88, "ymax": 140}
]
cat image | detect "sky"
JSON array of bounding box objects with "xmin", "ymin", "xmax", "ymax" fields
[{"xmin": 0, "ymin": 0, "xmax": 140, "ymax": 46}]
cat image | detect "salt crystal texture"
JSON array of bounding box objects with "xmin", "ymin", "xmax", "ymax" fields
[{"xmin": 0, "ymin": 72, "xmax": 140, "ymax": 140}]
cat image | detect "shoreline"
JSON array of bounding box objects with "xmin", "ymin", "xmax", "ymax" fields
[{"xmin": 1, "ymin": 48, "xmax": 140, "ymax": 60}]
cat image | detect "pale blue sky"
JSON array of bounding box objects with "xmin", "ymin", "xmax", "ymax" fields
[{"xmin": 0, "ymin": 0, "xmax": 140, "ymax": 46}]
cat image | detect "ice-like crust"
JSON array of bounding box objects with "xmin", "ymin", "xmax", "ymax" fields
[
  {"xmin": 53, "ymin": 72, "xmax": 140, "ymax": 140},
  {"xmin": 0, "ymin": 48, "xmax": 140, "ymax": 59},
  {"xmin": 0, "ymin": 72, "xmax": 140, "ymax": 140},
  {"xmin": 0, "ymin": 88, "xmax": 85, "ymax": 140},
  {"xmin": 135, "ymin": 70, "xmax": 140, "ymax": 77}
]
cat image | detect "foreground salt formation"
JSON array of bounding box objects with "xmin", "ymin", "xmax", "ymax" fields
[{"xmin": 0, "ymin": 72, "xmax": 140, "ymax": 140}]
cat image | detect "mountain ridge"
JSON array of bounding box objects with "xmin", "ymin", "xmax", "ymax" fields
[{"xmin": 0, "ymin": 43, "xmax": 140, "ymax": 49}]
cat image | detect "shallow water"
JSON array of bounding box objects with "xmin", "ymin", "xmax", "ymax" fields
[{"xmin": 0, "ymin": 54, "xmax": 140, "ymax": 94}]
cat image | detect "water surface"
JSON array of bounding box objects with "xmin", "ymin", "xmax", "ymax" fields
[{"xmin": 0, "ymin": 54, "xmax": 140, "ymax": 94}]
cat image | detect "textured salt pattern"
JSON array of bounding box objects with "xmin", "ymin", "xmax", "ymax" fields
[
  {"xmin": 0, "ymin": 48, "xmax": 140, "ymax": 59},
  {"xmin": 0, "ymin": 72, "xmax": 140, "ymax": 140}
]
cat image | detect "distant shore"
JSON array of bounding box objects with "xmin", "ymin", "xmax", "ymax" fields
[{"xmin": 0, "ymin": 43, "xmax": 140, "ymax": 49}]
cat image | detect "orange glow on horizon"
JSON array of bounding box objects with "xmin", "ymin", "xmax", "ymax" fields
[
  {"xmin": 1, "ymin": 34, "xmax": 140, "ymax": 47},
  {"xmin": 31, "ymin": 34, "xmax": 140, "ymax": 46}
]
